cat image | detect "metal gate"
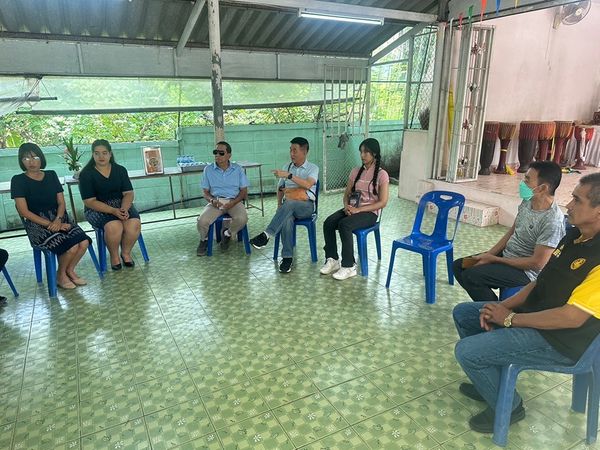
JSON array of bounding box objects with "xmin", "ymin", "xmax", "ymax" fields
[{"xmin": 321, "ymin": 66, "xmax": 368, "ymax": 192}]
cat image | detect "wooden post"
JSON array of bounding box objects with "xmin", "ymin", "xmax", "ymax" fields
[{"xmin": 207, "ymin": 0, "xmax": 225, "ymax": 143}]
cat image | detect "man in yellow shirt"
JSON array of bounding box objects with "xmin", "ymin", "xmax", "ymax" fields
[{"xmin": 453, "ymin": 172, "xmax": 600, "ymax": 433}]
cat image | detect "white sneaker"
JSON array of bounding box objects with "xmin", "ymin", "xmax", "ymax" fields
[
  {"xmin": 332, "ymin": 265, "xmax": 357, "ymax": 280},
  {"xmin": 320, "ymin": 258, "xmax": 340, "ymax": 275}
]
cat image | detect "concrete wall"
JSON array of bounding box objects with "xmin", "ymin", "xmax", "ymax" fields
[{"xmin": 485, "ymin": 5, "xmax": 600, "ymax": 122}]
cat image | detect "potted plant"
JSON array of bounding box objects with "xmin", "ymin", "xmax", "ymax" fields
[{"xmin": 62, "ymin": 137, "xmax": 83, "ymax": 178}]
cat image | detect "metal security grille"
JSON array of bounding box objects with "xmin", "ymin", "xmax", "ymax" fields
[
  {"xmin": 406, "ymin": 29, "xmax": 437, "ymax": 129},
  {"xmin": 322, "ymin": 66, "xmax": 368, "ymax": 192},
  {"xmin": 447, "ymin": 25, "xmax": 494, "ymax": 182}
]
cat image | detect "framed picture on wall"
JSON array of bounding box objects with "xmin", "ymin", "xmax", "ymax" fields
[{"xmin": 142, "ymin": 146, "xmax": 164, "ymax": 175}]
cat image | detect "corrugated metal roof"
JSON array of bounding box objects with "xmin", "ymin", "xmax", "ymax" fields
[{"xmin": 0, "ymin": 0, "xmax": 440, "ymax": 57}]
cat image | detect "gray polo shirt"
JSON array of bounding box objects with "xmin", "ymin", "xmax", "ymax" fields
[{"xmin": 503, "ymin": 199, "xmax": 565, "ymax": 281}]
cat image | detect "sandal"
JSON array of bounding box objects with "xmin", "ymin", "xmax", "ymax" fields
[{"xmin": 111, "ymin": 263, "xmax": 122, "ymax": 271}]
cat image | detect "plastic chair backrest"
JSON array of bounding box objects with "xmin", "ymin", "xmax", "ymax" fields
[
  {"xmin": 412, "ymin": 190, "xmax": 466, "ymax": 242},
  {"xmin": 572, "ymin": 332, "xmax": 600, "ymax": 371},
  {"xmin": 313, "ymin": 180, "xmax": 320, "ymax": 215}
]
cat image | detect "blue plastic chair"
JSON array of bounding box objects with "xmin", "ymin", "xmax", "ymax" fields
[
  {"xmin": 493, "ymin": 333, "xmax": 600, "ymax": 447},
  {"xmin": 499, "ymin": 285, "xmax": 525, "ymax": 301},
  {"xmin": 1, "ymin": 267, "xmax": 19, "ymax": 297},
  {"xmin": 32, "ymin": 245, "xmax": 103, "ymax": 297},
  {"xmin": 94, "ymin": 228, "xmax": 150, "ymax": 272},
  {"xmin": 273, "ymin": 181, "xmax": 320, "ymax": 263},
  {"xmin": 385, "ymin": 190, "xmax": 466, "ymax": 304},
  {"xmin": 352, "ymin": 219, "xmax": 381, "ymax": 277},
  {"xmin": 206, "ymin": 214, "xmax": 251, "ymax": 256}
]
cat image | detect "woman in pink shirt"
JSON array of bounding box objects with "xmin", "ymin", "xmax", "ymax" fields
[{"xmin": 321, "ymin": 138, "xmax": 389, "ymax": 280}]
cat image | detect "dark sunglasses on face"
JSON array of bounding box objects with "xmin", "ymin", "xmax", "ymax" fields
[{"xmin": 213, "ymin": 150, "xmax": 226, "ymax": 156}]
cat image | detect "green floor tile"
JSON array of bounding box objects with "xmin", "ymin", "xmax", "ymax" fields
[
  {"xmin": 273, "ymin": 393, "xmax": 348, "ymax": 447},
  {"xmin": 79, "ymin": 361, "xmax": 136, "ymax": 399},
  {"xmin": 80, "ymin": 386, "xmax": 143, "ymax": 436},
  {"xmin": 353, "ymin": 407, "xmax": 439, "ymax": 449},
  {"xmin": 202, "ymin": 381, "xmax": 269, "ymax": 430},
  {"xmin": 252, "ymin": 364, "xmax": 317, "ymax": 409},
  {"xmin": 323, "ymin": 376, "xmax": 394, "ymax": 425},
  {"xmin": 401, "ymin": 390, "xmax": 475, "ymax": 444},
  {"xmin": 138, "ymin": 370, "xmax": 199, "ymax": 415},
  {"xmin": 18, "ymin": 375, "xmax": 79, "ymax": 418},
  {"xmin": 189, "ymin": 358, "xmax": 249, "ymax": 395},
  {"xmin": 217, "ymin": 413, "xmax": 294, "ymax": 449},
  {"xmin": 81, "ymin": 418, "xmax": 151, "ymax": 450},
  {"xmin": 0, "ymin": 389, "xmax": 20, "ymax": 426},
  {"xmin": 145, "ymin": 398, "xmax": 214, "ymax": 450},
  {"xmin": 12, "ymin": 404, "xmax": 79, "ymax": 449},
  {"xmin": 297, "ymin": 351, "xmax": 362, "ymax": 390},
  {"xmin": 299, "ymin": 426, "xmax": 369, "ymax": 449},
  {"xmin": 0, "ymin": 422, "xmax": 14, "ymax": 449},
  {"xmin": 0, "ymin": 194, "xmax": 589, "ymax": 450}
]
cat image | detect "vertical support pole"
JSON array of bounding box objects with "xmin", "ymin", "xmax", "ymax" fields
[
  {"xmin": 404, "ymin": 35, "xmax": 414, "ymax": 129},
  {"xmin": 207, "ymin": 0, "xmax": 225, "ymax": 143},
  {"xmin": 364, "ymin": 66, "xmax": 371, "ymax": 137}
]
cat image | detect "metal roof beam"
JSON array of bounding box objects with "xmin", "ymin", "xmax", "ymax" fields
[
  {"xmin": 176, "ymin": 0, "xmax": 206, "ymax": 57},
  {"xmin": 369, "ymin": 23, "xmax": 428, "ymax": 64},
  {"xmin": 228, "ymin": 0, "xmax": 437, "ymax": 23}
]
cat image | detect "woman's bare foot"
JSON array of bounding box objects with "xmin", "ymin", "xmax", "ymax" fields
[
  {"xmin": 57, "ymin": 275, "xmax": 76, "ymax": 289},
  {"xmin": 67, "ymin": 271, "xmax": 87, "ymax": 286}
]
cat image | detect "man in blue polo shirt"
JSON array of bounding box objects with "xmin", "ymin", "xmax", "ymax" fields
[
  {"xmin": 250, "ymin": 137, "xmax": 319, "ymax": 273},
  {"xmin": 196, "ymin": 141, "xmax": 249, "ymax": 256}
]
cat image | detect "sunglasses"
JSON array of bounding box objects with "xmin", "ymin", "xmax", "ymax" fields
[{"xmin": 212, "ymin": 150, "xmax": 226, "ymax": 156}]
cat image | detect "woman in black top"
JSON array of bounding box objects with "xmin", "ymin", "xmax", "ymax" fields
[
  {"xmin": 11, "ymin": 143, "xmax": 91, "ymax": 289},
  {"xmin": 79, "ymin": 139, "xmax": 141, "ymax": 271}
]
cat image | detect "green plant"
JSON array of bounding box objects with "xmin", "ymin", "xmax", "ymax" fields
[{"xmin": 62, "ymin": 137, "xmax": 83, "ymax": 171}]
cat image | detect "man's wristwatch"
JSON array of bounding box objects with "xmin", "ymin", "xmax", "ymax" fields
[
  {"xmin": 287, "ymin": 173, "xmax": 293, "ymax": 180},
  {"xmin": 503, "ymin": 312, "xmax": 516, "ymax": 328}
]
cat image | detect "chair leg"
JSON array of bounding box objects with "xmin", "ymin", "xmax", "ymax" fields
[
  {"xmin": 137, "ymin": 234, "xmax": 150, "ymax": 262},
  {"xmin": 2, "ymin": 268, "xmax": 19, "ymax": 297},
  {"xmin": 357, "ymin": 234, "xmax": 368, "ymax": 277},
  {"xmin": 33, "ymin": 249, "xmax": 43, "ymax": 283},
  {"xmin": 95, "ymin": 228, "xmax": 107, "ymax": 273},
  {"xmin": 273, "ymin": 233, "xmax": 281, "ymax": 261},
  {"xmin": 385, "ymin": 244, "xmax": 398, "ymax": 289},
  {"xmin": 493, "ymin": 366, "xmax": 519, "ymax": 447},
  {"xmin": 207, "ymin": 223, "xmax": 215, "ymax": 257},
  {"xmin": 44, "ymin": 251, "xmax": 58, "ymax": 298},
  {"xmin": 87, "ymin": 245, "xmax": 104, "ymax": 279},
  {"xmin": 572, "ymin": 373, "xmax": 589, "ymax": 413},
  {"xmin": 446, "ymin": 247, "xmax": 454, "ymax": 285},
  {"xmin": 374, "ymin": 228, "xmax": 382, "ymax": 260},
  {"xmin": 308, "ymin": 222, "xmax": 317, "ymax": 263},
  {"xmin": 424, "ymin": 253, "xmax": 437, "ymax": 304},
  {"xmin": 240, "ymin": 226, "xmax": 251, "ymax": 255},
  {"xmin": 586, "ymin": 371, "xmax": 600, "ymax": 444}
]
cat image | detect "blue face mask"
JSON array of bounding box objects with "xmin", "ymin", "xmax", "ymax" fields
[{"xmin": 519, "ymin": 180, "xmax": 535, "ymax": 201}]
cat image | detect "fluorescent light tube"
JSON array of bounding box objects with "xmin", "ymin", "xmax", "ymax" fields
[{"xmin": 298, "ymin": 9, "xmax": 384, "ymax": 26}]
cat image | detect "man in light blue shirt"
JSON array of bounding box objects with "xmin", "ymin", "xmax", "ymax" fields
[
  {"xmin": 250, "ymin": 137, "xmax": 319, "ymax": 273},
  {"xmin": 197, "ymin": 141, "xmax": 249, "ymax": 256}
]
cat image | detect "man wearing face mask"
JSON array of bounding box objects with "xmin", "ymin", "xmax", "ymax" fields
[
  {"xmin": 196, "ymin": 141, "xmax": 249, "ymax": 256},
  {"xmin": 453, "ymin": 161, "xmax": 565, "ymax": 302}
]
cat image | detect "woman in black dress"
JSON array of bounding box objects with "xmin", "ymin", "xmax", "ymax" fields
[
  {"xmin": 79, "ymin": 139, "xmax": 141, "ymax": 270},
  {"xmin": 11, "ymin": 143, "xmax": 91, "ymax": 289}
]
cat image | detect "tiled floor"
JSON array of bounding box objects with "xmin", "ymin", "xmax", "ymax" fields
[{"xmin": 0, "ymin": 187, "xmax": 596, "ymax": 449}]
